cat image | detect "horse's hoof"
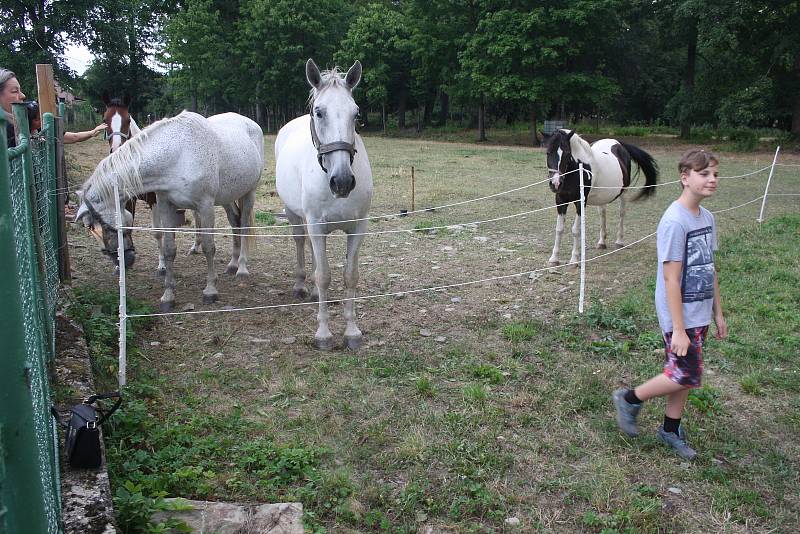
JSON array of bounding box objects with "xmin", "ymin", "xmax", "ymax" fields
[
  {"xmin": 315, "ymin": 337, "xmax": 335, "ymax": 351},
  {"xmin": 344, "ymin": 335, "xmax": 362, "ymax": 350},
  {"xmin": 225, "ymin": 265, "xmax": 238, "ymax": 275},
  {"xmin": 188, "ymin": 246, "xmax": 201, "ymax": 255},
  {"xmin": 614, "ymin": 242, "xmax": 625, "ymax": 249},
  {"xmin": 235, "ymin": 270, "xmax": 250, "ymax": 281},
  {"xmin": 292, "ymin": 288, "xmax": 309, "ymax": 300},
  {"xmin": 159, "ymin": 300, "xmax": 174, "ymax": 313},
  {"xmin": 155, "ymin": 268, "xmax": 166, "ymax": 278},
  {"xmin": 548, "ymin": 260, "xmax": 560, "ymax": 267},
  {"xmin": 597, "ymin": 243, "xmax": 607, "ymax": 250},
  {"xmin": 202, "ymin": 293, "xmax": 219, "ymax": 305},
  {"xmin": 566, "ymin": 263, "xmax": 579, "ymax": 272}
]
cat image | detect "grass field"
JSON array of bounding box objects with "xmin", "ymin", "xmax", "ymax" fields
[{"xmin": 63, "ymin": 132, "xmax": 800, "ymax": 533}]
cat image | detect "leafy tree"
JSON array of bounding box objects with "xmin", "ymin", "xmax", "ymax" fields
[{"xmin": 336, "ymin": 2, "xmax": 413, "ymax": 129}]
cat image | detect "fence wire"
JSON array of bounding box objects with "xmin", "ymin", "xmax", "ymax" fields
[{"xmin": 30, "ymin": 136, "xmax": 59, "ymax": 319}]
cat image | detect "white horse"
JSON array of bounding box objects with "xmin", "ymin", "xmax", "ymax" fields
[
  {"xmin": 542, "ymin": 129, "xmax": 658, "ymax": 266},
  {"xmin": 276, "ymin": 59, "xmax": 373, "ymax": 350},
  {"xmin": 76, "ymin": 111, "xmax": 264, "ymax": 311}
]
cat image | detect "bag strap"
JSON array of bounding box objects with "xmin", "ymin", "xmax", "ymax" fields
[
  {"xmin": 50, "ymin": 406, "xmax": 68, "ymax": 428},
  {"xmin": 82, "ymin": 391, "xmax": 123, "ymax": 425}
]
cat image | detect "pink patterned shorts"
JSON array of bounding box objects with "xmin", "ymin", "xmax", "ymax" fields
[{"xmin": 663, "ymin": 326, "xmax": 708, "ymax": 387}]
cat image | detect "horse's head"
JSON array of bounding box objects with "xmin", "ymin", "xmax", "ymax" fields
[
  {"xmin": 543, "ymin": 129, "xmax": 576, "ymax": 192},
  {"xmin": 306, "ymin": 58, "xmax": 362, "ymax": 198},
  {"xmin": 102, "ymin": 92, "xmax": 133, "ymax": 153},
  {"xmin": 75, "ymin": 186, "xmax": 136, "ymax": 269}
]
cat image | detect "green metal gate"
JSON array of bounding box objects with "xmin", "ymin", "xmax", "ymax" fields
[{"xmin": 0, "ymin": 104, "xmax": 62, "ymax": 533}]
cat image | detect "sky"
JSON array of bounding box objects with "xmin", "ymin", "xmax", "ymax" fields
[{"xmin": 64, "ymin": 43, "xmax": 93, "ymax": 75}]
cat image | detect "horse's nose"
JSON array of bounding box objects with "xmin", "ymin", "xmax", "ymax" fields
[
  {"xmin": 124, "ymin": 249, "xmax": 136, "ymax": 268},
  {"xmin": 549, "ymin": 173, "xmax": 561, "ymax": 192},
  {"xmin": 330, "ymin": 173, "xmax": 356, "ymax": 198}
]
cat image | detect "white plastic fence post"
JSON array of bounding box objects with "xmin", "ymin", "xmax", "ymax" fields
[
  {"xmin": 757, "ymin": 146, "xmax": 781, "ymax": 223},
  {"xmin": 113, "ymin": 179, "xmax": 127, "ymax": 388},
  {"xmin": 578, "ymin": 163, "xmax": 586, "ymax": 314}
]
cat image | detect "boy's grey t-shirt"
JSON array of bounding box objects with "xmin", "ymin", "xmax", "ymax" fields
[{"xmin": 655, "ymin": 201, "xmax": 718, "ymax": 333}]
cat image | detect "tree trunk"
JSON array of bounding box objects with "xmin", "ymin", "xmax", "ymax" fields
[
  {"xmin": 382, "ymin": 103, "xmax": 387, "ymax": 135},
  {"xmin": 530, "ymin": 106, "xmax": 539, "ymax": 146},
  {"xmin": 423, "ymin": 93, "xmax": 434, "ymax": 127},
  {"xmin": 478, "ymin": 94, "xmax": 487, "ymax": 142},
  {"xmin": 792, "ymin": 51, "xmax": 800, "ymax": 136},
  {"xmin": 439, "ymin": 91, "xmax": 450, "ymax": 126},
  {"xmin": 398, "ymin": 92, "xmax": 407, "ymax": 129},
  {"xmin": 680, "ymin": 25, "xmax": 698, "ymax": 139}
]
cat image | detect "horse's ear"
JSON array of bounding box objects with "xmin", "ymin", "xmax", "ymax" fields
[
  {"xmin": 123, "ymin": 94, "xmax": 132, "ymax": 108},
  {"xmin": 345, "ymin": 60, "xmax": 362, "ymax": 90},
  {"xmin": 306, "ymin": 59, "xmax": 323, "ymax": 90},
  {"xmin": 101, "ymin": 92, "xmax": 110, "ymax": 105}
]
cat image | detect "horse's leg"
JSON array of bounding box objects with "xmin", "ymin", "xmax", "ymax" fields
[
  {"xmin": 151, "ymin": 204, "xmax": 167, "ymax": 277},
  {"xmin": 286, "ymin": 209, "xmax": 308, "ymax": 299},
  {"xmin": 568, "ymin": 207, "xmax": 581, "ymax": 268},
  {"xmin": 188, "ymin": 210, "xmax": 203, "ymax": 255},
  {"xmin": 597, "ymin": 205, "xmax": 608, "ymax": 249},
  {"xmin": 222, "ymin": 203, "xmax": 241, "ymax": 275},
  {"xmin": 343, "ymin": 222, "xmax": 367, "ymax": 349},
  {"xmin": 196, "ymin": 203, "xmax": 219, "ymax": 304},
  {"xmin": 234, "ymin": 190, "xmax": 256, "ymax": 279},
  {"xmin": 155, "ymin": 198, "xmax": 178, "ymax": 312},
  {"xmin": 308, "ymin": 223, "xmax": 333, "ymax": 350},
  {"xmin": 548, "ymin": 203, "xmax": 568, "ymax": 266},
  {"xmin": 615, "ymin": 195, "xmax": 626, "ymax": 248}
]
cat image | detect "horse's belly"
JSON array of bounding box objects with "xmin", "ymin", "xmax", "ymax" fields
[{"xmin": 586, "ymin": 187, "xmax": 621, "ymax": 206}]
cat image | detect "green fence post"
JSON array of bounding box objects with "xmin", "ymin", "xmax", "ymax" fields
[
  {"xmin": 44, "ymin": 113, "xmax": 59, "ymax": 269},
  {"xmin": 0, "ymin": 108, "xmax": 60, "ymax": 532}
]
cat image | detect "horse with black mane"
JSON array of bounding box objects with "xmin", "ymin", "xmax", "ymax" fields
[{"xmin": 542, "ymin": 129, "xmax": 659, "ymax": 266}]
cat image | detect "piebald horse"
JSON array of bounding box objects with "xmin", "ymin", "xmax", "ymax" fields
[
  {"xmin": 542, "ymin": 129, "xmax": 658, "ymax": 266},
  {"xmin": 275, "ymin": 59, "xmax": 373, "ymax": 350},
  {"xmin": 77, "ymin": 111, "xmax": 263, "ymax": 311}
]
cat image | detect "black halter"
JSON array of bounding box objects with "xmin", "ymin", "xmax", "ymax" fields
[{"xmin": 309, "ymin": 113, "xmax": 357, "ymax": 173}]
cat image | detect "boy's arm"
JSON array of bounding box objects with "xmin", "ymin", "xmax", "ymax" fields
[
  {"xmin": 663, "ymin": 261, "xmax": 690, "ymax": 356},
  {"xmin": 712, "ymin": 271, "xmax": 727, "ymax": 339}
]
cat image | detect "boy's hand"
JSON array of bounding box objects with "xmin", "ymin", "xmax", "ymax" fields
[
  {"xmin": 714, "ymin": 313, "xmax": 728, "ymax": 340},
  {"xmin": 671, "ymin": 329, "xmax": 690, "ymax": 357}
]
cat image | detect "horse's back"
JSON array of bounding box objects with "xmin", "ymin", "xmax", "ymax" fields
[
  {"xmin": 205, "ymin": 113, "xmax": 263, "ymax": 204},
  {"xmin": 586, "ymin": 138, "xmax": 627, "ymax": 205}
]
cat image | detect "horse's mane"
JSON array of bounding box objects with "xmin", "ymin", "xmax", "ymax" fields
[
  {"xmin": 307, "ymin": 66, "xmax": 348, "ymax": 109},
  {"xmin": 89, "ymin": 110, "xmax": 204, "ymax": 203}
]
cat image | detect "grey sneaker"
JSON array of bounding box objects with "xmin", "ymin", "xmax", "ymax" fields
[
  {"xmin": 656, "ymin": 425, "xmax": 697, "ymax": 460},
  {"xmin": 613, "ymin": 388, "xmax": 642, "ymax": 437}
]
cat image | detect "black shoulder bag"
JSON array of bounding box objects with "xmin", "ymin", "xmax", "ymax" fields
[{"xmin": 51, "ymin": 392, "xmax": 122, "ymax": 468}]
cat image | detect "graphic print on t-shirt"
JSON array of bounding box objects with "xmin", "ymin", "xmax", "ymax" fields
[{"xmin": 682, "ymin": 226, "xmax": 715, "ymax": 303}]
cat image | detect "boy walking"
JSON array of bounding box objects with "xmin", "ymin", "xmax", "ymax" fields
[{"xmin": 613, "ymin": 149, "xmax": 728, "ymax": 459}]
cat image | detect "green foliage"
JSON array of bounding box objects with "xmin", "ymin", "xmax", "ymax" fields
[
  {"xmin": 254, "ymin": 211, "xmax": 276, "ymax": 225},
  {"xmin": 501, "ymin": 322, "xmax": 537, "ymax": 343},
  {"xmin": 688, "ymin": 385, "xmax": 722, "ymax": 415}
]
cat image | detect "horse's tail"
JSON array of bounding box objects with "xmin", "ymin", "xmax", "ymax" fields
[
  {"xmin": 238, "ymin": 199, "xmax": 256, "ymax": 252},
  {"xmin": 620, "ymin": 142, "xmax": 658, "ymax": 200}
]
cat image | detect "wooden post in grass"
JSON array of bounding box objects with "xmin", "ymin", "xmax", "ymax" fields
[
  {"xmin": 411, "ymin": 166, "xmax": 416, "ymax": 212},
  {"xmin": 35, "ymin": 65, "xmax": 57, "ymax": 117},
  {"xmin": 757, "ymin": 146, "xmax": 781, "ymax": 223}
]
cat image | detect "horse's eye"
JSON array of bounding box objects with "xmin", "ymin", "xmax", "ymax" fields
[{"xmin": 315, "ymin": 109, "xmax": 323, "ymax": 118}]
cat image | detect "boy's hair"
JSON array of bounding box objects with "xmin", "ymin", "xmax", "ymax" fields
[{"xmin": 678, "ymin": 148, "xmax": 718, "ymax": 175}]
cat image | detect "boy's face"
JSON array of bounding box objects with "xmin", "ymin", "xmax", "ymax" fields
[{"xmin": 681, "ymin": 164, "xmax": 719, "ymax": 198}]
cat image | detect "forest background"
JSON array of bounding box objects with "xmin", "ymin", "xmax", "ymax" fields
[{"xmin": 2, "ymin": 0, "xmax": 799, "ymax": 142}]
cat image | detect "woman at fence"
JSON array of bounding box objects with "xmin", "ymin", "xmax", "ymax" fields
[{"xmin": 1, "ymin": 68, "xmax": 27, "ymax": 148}]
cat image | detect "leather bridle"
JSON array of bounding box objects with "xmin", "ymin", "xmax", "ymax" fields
[
  {"xmin": 83, "ymin": 197, "xmax": 135, "ymax": 257},
  {"xmin": 309, "ymin": 111, "xmax": 356, "ymax": 173}
]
